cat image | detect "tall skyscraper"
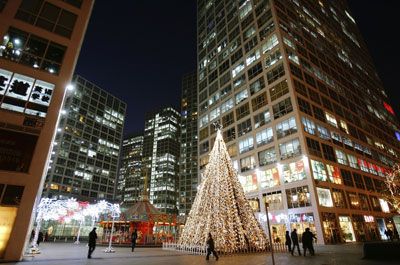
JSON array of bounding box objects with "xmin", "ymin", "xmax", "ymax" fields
[
  {"xmin": 116, "ymin": 133, "xmax": 144, "ymax": 205},
  {"xmin": 0, "ymin": 0, "xmax": 93, "ymax": 260},
  {"xmin": 197, "ymin": 0, "xmax": 400, "ymax": 244},
  {"xmin": 44, "ymin": 75, "xmax": 126, "ymax": 201},
  {"xmin": 178, "ymin": 72, "xmax": 198, "ymax": 222},
  {"xmin": 143, "ymin": 107, "xmax": 181, "ymax": 214}
]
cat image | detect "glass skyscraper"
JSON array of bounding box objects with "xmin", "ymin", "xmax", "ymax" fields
[
  {"xmin": 143, "ymin": 107, "xmax": 181, "ymax": 214},
  {"xmin": 178, "ymin": 72, "xmax": 198, "ymax": 222},
  {"xmin": 116, "ymin": 133, "xmax": 144, "ymax": 204},
  {"xmin": 44, "ymin": 75, "xmax": 126, "ymax": 201},
  {"xmin": 197, "ymin": 0, "xmax": 400, "ymax": 244}
]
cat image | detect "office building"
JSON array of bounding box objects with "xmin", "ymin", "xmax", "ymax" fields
[
  {"xmin": 43, "ymin": 75, "xmax": 126, "ymax": 201},
  {"xmin": 197, "ymin": 0, "xmax": 400, "ymax": 244},
  {"xmin": 0, "ymin": 0, "xmax": 93, "ymax": 260},
  {"xmin": 178, "ymin": 72, "xmax": 198, "ymax": 222},
  {"xmin": 143, "ymin": 107, "xmax": 181, "ymax": 214},
  {"xmin": 116, "ymin": 133, "xmax": 144, "ymax": 205}
]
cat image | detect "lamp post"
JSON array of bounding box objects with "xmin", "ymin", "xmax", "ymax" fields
[{"xmin": 265, "ymin": 202, "xmax": 275, "ymax": 265}]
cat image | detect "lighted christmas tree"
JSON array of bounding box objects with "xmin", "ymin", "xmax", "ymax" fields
[
  {"xmin": 178, "ymin": 129, "xmax": 268, "ymax": 253},
  {"xmin": 384, "ymin": 163, "xmax": 400, "ymax": 213}
]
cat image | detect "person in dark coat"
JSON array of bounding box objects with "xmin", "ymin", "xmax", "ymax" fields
[
  {"xmin": 88, "ymin": 228, "xmax": 97, "ymax": 259},
  {"xmin": 285, "ymin": 231, "xmax": 292, "ymax": 253},
  {"xmin": 206, "ymin": 233, "xmax": 219, "ymax": 261},
  {"xmin": 386, "ymin": 228, "xmax": 393, "ymax": 241},
  {"xmin": 131, "ymin": 229, "xmax": 138, "ymax": 252},
  {"xmin": 37, "ymin": 231, "xmax": 44, "ymax": 246},
  {"xmin": 302, "ymin": 228, "xmax": 316, "ymax": 256},
  {"xmin": 290, "ymin": 229, "xmax": 301, "ymax": 256}
]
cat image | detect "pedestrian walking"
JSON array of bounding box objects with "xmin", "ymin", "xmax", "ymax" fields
[
  {"xmin": 290, "ymin": 229, "xmax": 301, "ymax": 256},
  {"xmin": 37, "ymin": 231, "xmax": 44, "ymax": 246},
  {"xmin": 131, "ymin": 229, "xmax": 138, "ymax": 252},
  {"xmin": 302, "ymin": 228, "xmax": 316, "ymax": 256},
  {"xmin": 387, "ymin": 228, "xmax": 394, "ymax": 241},
  {"xmin": 285, "ymin": 231, "xmax": 292, "ymax": 253},
  {"xmin": 206, "ymin": 233, "xmax": 219, "ymax": 261},
  {"xmin": 88, "ymin": 227, "xmax": 97, "ymax": 259}
]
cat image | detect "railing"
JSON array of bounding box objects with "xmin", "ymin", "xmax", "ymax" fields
[{"xmin": 162, "ymin": 242, "xmax": 288, "ymax": 255}]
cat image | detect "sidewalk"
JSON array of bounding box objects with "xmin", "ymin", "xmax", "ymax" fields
[{"xmin": 4, "ymin": 243, "xmax": 397, "ymax": 265}]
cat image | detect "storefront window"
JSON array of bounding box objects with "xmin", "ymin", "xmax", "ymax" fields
[
  {"xmin": 359, "ymin": 194, "xmax": 370, "ymax": 211},
  {"xmin": 339, "ymin": 216, "xmax": 356, "ymax": 242},
  {"xmin": 248, "ymin": 198, "xmax": 260, "ymax": 212},
  {"xmin": 317, "ymin": 187, "xmax": 333, "ymax": 207},
  {"xmin": 370, "ymin": 196, "xmax": 381, "ymax": 211},
  {"xmin": 289, "ymin": 213, "xmax": 315, "ymax": 241},
  {"xmin": 238, "ymin": 172, "xmax": 258, "ymax": 193},
  {"xmin": 259, "ymin": 167, "xmax": 280, "ymax": 188},
  {"xmin": 321, "ymin": 212, "xmax": 341, "ymax": 244},
  {"xmin": 326, "ymin": 164, "xmax": 341, "ymax": 184},
  {"xmin": 332, "ymin": 188, "xmax": 347, "ymax": 208},
  {"xmin": 282, "ymin": 159, "xmax": 306, "ymax": 183},
  {"xmin": 347, "ymin": 192, "xmax": 360, "ymax": 210},
  {"xmin": 379, "ymin": 199, "xmax": 390, "ymax": 213},
  {"xmin": 311, "ymin": 159, "xmax": 327, "ymax": 181},
  {"xmin": 286, "ymin": 185, "xmax": 311, "ymax": 208},
  {"xmin": 264, "ymin": 191, "xmax": 284, "ymax": 211}
]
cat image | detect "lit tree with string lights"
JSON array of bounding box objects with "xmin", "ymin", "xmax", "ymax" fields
[
  {"xmin": 178, "ymin": 128, "xmax": 268, "ymax": 253},
  {"xmin": 384, "ymin": 163, "xmax": 400, "ymax": 213}
]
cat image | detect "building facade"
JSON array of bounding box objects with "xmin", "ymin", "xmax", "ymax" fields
[
  {"xmin": 197, "ymin": 0, "xmax": 400, "ymax": 244},
  {"xmin": 143, "ymin": 107, "xmax": 181, "ymax": 214},
  {"xmin": 0, "ymin": 0, "xmax": 93, "ymax": 260},
  {"xmin": 44, "ymin": 75, "xmax": 126, "ymax": 202},
  {"xmin": 116, "ymin": 133, "xmax": 144, "ymax": 205},
  {"xmin": 178, "ymin": 72, "xmax": 198, "ymax": 222}
]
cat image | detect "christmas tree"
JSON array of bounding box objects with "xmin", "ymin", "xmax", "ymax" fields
[{"xmin": 178, "ymin": 129, "xmax": 268, "ymax": 253}]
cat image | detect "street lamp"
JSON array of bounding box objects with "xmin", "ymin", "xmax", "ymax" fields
[{"xmin": 265, "ymin": 202, "xmax": 275, "ymax": 265}]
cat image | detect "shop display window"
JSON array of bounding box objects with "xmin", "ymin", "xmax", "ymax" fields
[
  {"xmin": 326, "ymin": 164, "xmax": 341, "ymax": 184},
  {"xmin": 332, "ymin": 188, "xmax": 347, "ymax": 208},
  {"xmin": 317, "ymin": 187, "xmax": 333, "ymax": 207},
  {"xmin": 379, "ymin": 199, "xmax": 390, "ymax": 213},
  {"xmin": 259, "ymin": 167, "xmax": 280, "ymax": 188},
  {"xmin": 282, "ymin": 159, "xmax": 306, "ymax": 183},
  {"xmin": 311, "ymin": 159, "xmax": 327, "ymax": 181},
  {"xmin": 359, "ymin": 194, "xmax": 370, "ymax": 211},
  {"xmin": 286, "ymin": 185, "xmax": 311, "ymax": 208},
  {"xmin": 321, "ymin": 212, "xmax": 341, "ymax": 244},
  {"xmin": 248, "ymin": 198, "xmax": 260, "ymax": 212},
  {"xmin": 339, "ymin": 216, "xmax": 356, "ymax": 242},
  {"xmin": 238, "ymin": 172, "xmax": 258, "ymax": 193},
  {"xmin": 264, "ymin": 191, "xmax": 284, "ymax": 211},
  {"xmin": 347, "ymin": 192, "xmax": 360, "ymax": 210},
  {"xmin": 370, "ymin": 196, "xmax": 381, "ymax": 211}
]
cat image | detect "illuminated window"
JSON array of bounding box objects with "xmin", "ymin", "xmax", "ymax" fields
[
  {"xmin": 317, "ymin": 187, "xmax": 333, "ymax": 207},
  {"xmin": 311, "ymin": 160, "xmax": 327, "ymax": 181}
]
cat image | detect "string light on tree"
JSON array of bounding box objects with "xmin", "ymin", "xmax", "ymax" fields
[
  {"xmin": 178, "ymin": 129, "xmax": 268, "ymax": 253},
  {"xmin": 384, "ymin": 163, "xmax": 400, "ymax": 213}
]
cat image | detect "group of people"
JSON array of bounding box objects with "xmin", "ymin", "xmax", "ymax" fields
[{"xmin": 285, "ymin": 228, "xmax": 316, "ymax": 256}]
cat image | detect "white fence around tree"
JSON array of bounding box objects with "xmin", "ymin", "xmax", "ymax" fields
[{"xmin": 162, "ymin": 242, "xmax": 288, "ymax": 256}]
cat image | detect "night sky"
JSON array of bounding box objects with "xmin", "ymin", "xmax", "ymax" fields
[{"xmin": 75, "ymin": 0, "xmax": 400, "ymax": 135}]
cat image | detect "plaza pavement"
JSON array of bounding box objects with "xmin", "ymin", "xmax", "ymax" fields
[{"xmin": 4, "ymin": 242, "xmax": 398, "ymax": 265}]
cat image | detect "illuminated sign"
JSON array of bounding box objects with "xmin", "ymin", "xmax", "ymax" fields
[
  {"xmin": 383, "ymin": 102, "xmax": 394, "ymax": 115},
  {"xmin": 0, "ymin": 68, "xmax": 55, "ymax": 118}
]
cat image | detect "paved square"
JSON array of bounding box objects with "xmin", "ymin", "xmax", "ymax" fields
[{"xmin": 4, "ymin": 243, "xmax": 398, "ymax": 265}]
